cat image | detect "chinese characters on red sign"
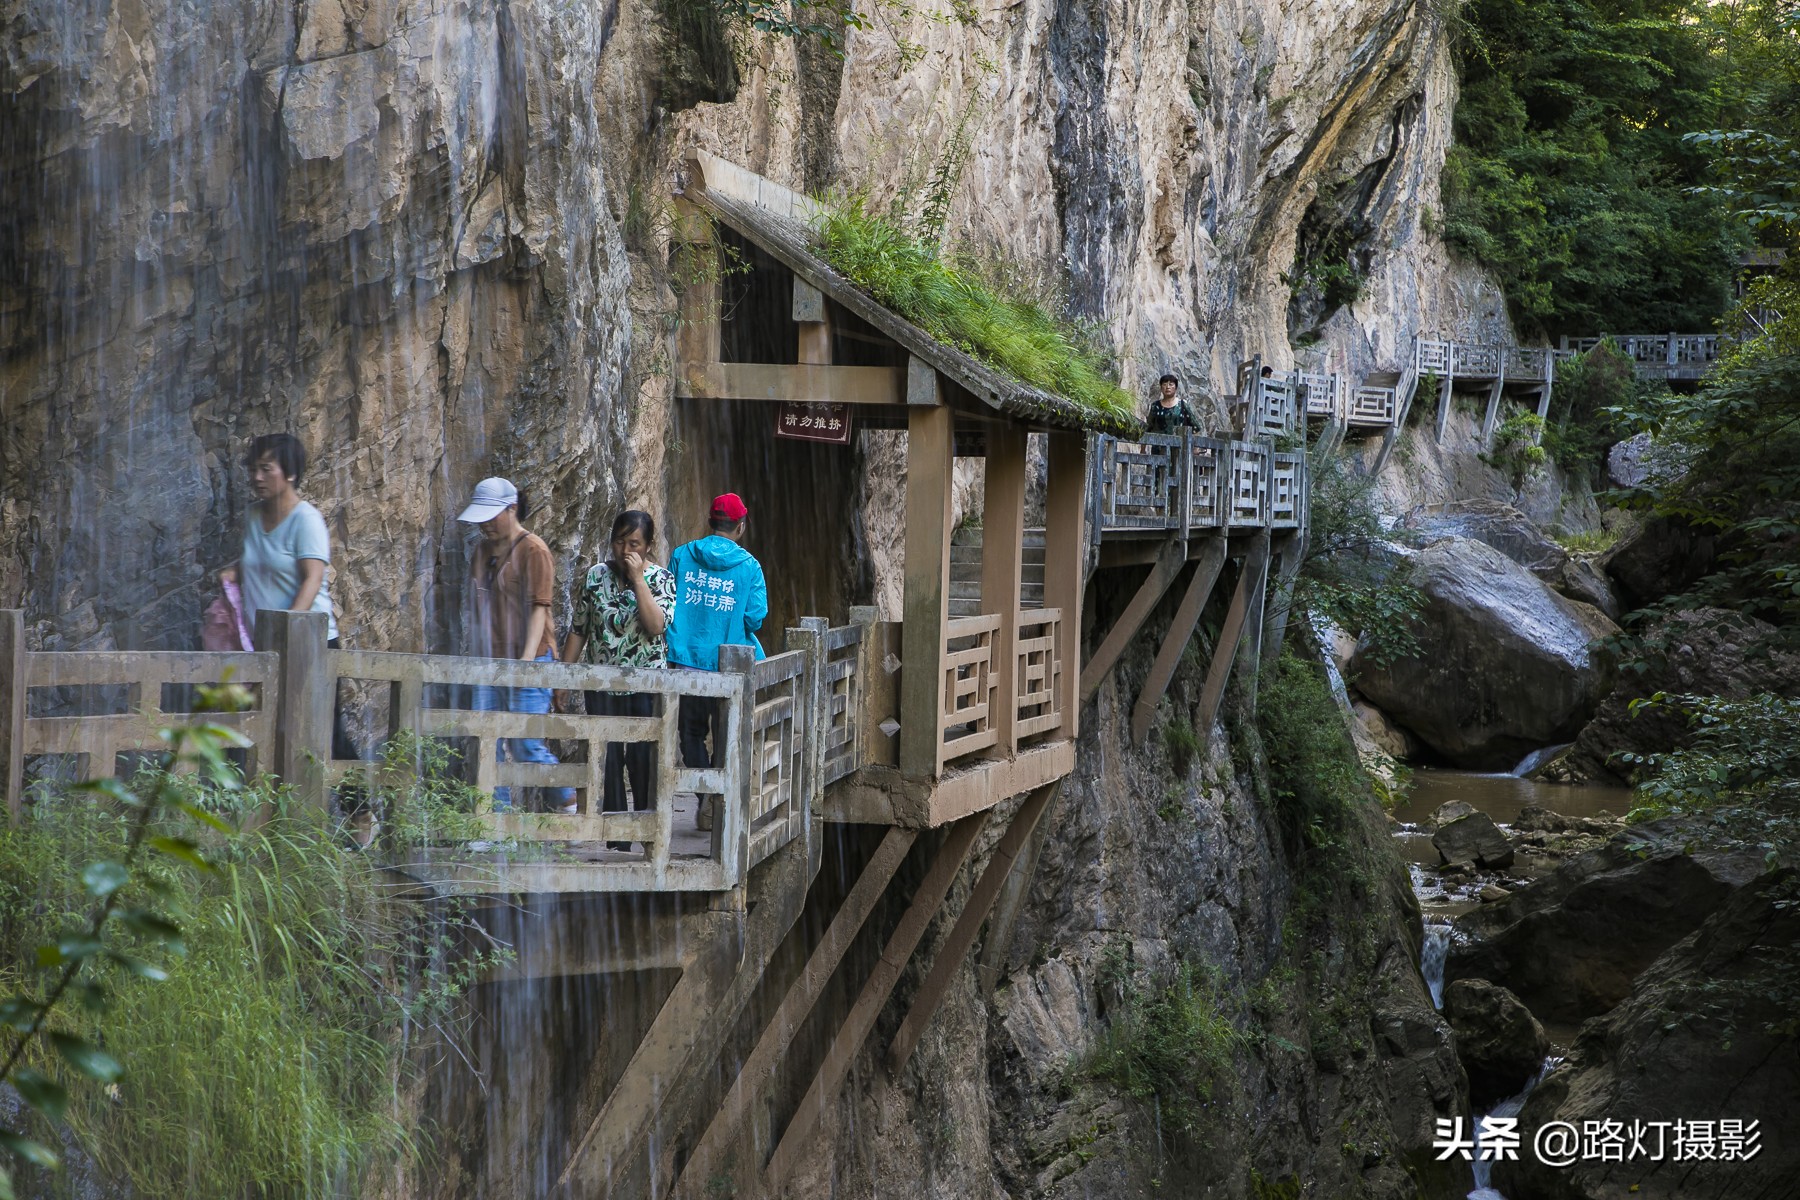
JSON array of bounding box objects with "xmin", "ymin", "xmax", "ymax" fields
[{"xmin": 775, "ymin": 402, "xmax": 852, "ymax": 445}]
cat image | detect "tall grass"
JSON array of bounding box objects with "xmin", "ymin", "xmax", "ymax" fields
[
  {"xmin": 813, "ymin": 198, "xmax": 1137, "ymax": 423},
  {"xmin": 0, "ymin": 772, "xmax": 487, "ymax": 1198}
]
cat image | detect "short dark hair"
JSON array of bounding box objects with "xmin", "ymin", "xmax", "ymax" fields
[
  {"xmin": 1158, "ymin": 373, "xmax": 1178, "ymax": 386},
  {"xmin": 611, "ymin": 509, "xmax": 656, "ymax": 544},
  {"xmin": 1260, "ymin": 365, "xmax": 1274, "ymax": 377},
  {"xmin": 708, "ymin": 516, "xmax": 744, "ymax": 534},
  {"xmin": 245, "ymin": 434, "xmax": 307, "ymax": 485}
]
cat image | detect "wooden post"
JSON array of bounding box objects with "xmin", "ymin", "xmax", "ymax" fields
[
  {"xmin": 1128, "ymin": 538, "xmax": 1228, "ymax": 743},
  {"xmin": 1434, "ymin": 367, "xmax": 1454, "ymax": 443},
  {"xmin": 718, "ymin": 643, "xmax": 758, "ymax": 880},
  {"xmin": 675, "ymin": 199, "xmax": 721, "ymax": 374},
  {"xmin": 847, "ymin": 606, "xmax": 877, "ymax": 770},
  {"xmin": 673, "ymin": 828, "xmax": 917, "ymax": 1198},
  {"xmin": 789, "ymin": 619, "xmax": 828, "ymax": 868},
  {"xmin": 1, "ymin": 610, "xmax": 24, "ymax": 818},
  {"xmin": 886, "ymin": 780, "xmax": 1062, "ymax": 1074},
  {"xmin": 982, "ymin": 426, "xmax": 1027, "ymax": 755},
  {"xmin": 794, "ymin": 278, "xmax": 831, "ymax": 365},
  {"xmin": 764, "ymin": 813, "xmax": 988, "ymax": 1189},
  {"xmin": 255, "ymin": 609, "xmax": 331, "ymax": 808},
  {"xmin": 1481, "ymin": 359, "xmax": 1506, "ymax": 448},
  {"xmin": 1042, "ymin": 431, "xmax": 1085, "ymax": 741},
  {"xmin": 900, "ymin": 390, "xmax": 952, "ymax": 779}
]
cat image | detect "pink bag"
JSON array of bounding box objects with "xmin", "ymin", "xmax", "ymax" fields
[{"xmin": 201, "ymin": 580, "xmax": 255, "ymax": 651}]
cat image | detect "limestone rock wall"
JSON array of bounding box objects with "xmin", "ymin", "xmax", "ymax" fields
[{"xmin": 1, "ymin": 0, "xmax": 630, "ymax": 653}]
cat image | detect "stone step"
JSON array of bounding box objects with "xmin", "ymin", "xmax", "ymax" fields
[
  {"xmin": 949, "ymin": 580, "xmax": 1046, "ymax": 603},
  {"xmin": 951, "ymin": 526, "xmax": 1048, "ymax": 550},
  {"xmin": 950, "ymin": 561, "xmax": 1048, "ymax": 584},
  {"xmin": 950, "ymin": 544, "xmax": 1046, "ymax": 565}
]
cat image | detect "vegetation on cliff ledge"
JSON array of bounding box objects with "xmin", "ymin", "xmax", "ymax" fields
[{"xmin": 814, "ymin": 198, "xmax": 1137, "ymax": 423}]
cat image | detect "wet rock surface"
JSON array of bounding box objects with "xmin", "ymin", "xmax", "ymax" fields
[
  {"xmin": 1443, "ymin": 978, "xmax": 1549, "ymax": 1106},
  {"xmin": 1446, "ymin": 820, "xmax": 1768, "ymax": 1026},
  {"xmin": 1352, "ymin": 537, "xmax": 1620, "ymax": 769},
  {"xmin": 1409, "ymin": 499, "xmax": 1570, "ymax": 581},
  {"xmin": 1433, "ymin": 811, "xmax": 1516, "ymax": 869},
  {"xmin": 1494, "ymin": 869, "xmax": 1800, "ymax": 1200},
  {"xmin": 1554, "ymin": 608, "xmax": 1800, "ymax": 784}
]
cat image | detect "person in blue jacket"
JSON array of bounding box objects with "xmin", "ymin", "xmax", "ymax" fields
[{"xmin": 668, "ymin": 493, "xmax": 768, "ymax": 804}]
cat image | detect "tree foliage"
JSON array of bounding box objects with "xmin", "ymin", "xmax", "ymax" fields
[{"xmin": 1442, "ymin": 0, "xmax": 1741, "ymax": 336}]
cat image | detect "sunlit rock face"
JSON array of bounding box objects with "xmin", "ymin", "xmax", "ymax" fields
[{"xmin": 0, "ymin": 0, "xmax": 631, "ymax": 652}]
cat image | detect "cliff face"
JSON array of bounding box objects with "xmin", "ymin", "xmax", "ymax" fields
[
  {"xmin": 0, "ymin": 0, "xmax": 631, "ymax": 654},
  {"xmin": 4, "ymin": 1, "xmax": 1473, "ymax": 1195}
]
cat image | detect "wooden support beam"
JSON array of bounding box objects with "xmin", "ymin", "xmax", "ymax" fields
[
  {"xmin": 1259, "ymin": 532, "xmax": 1308, "ymax": 669},
  {"xmin": 983, "ymin": 427, "xmax": 1028, "ymax": 755},
  {"xmin": 1128, "ymin": 538, "xmax": 1228, "ymax": 743},
  {"xmin": 975, "ymin": 781, "xmax": 1061, "ymax": 996},
  {"xmin": 676, "ymin": 362, "xmax": 901, "ymax": 406},
  {"xmin": 1235, "ymin": 531, "xmax": 1274, "ymax": 713},
  {"xmin": 886, "ymin": 781, "xmax": 1061, "ymax": 1075},
  {"xmin": 1042, "ymin": 432, "xmax": 1086, "ymax": 741},
  {"xmin": 1, "ymin": 610, "xmax": 23, "ymax": 819},
  {"xmin": 561, "ymin": 839, "xmax": 815, "ymax": 1197},
  {"xmin": 1195, "ymin": 545, "xmax": 1264, "ymax": 736},
  {"xmin": 1433, "ymin": 371, "xmax": 1454, "ymax": 443},
  {"xmin": 1079, "ymin": 535, "xmax": 1187, "ymax": 703},
  {"xmin": 672, "ymin": 828, "xmax": 916, "ymax": 1198},
  {"xmin": 900, "ymin": 396, "xmax": 953, "ymax": 779},
  {"xmin": 764, "ymin": 813, "xmax": 988, "ymax": 1189}
]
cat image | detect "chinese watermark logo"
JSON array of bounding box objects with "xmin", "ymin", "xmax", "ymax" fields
[{"xmin": 1434, "ymin": 1118, "xmax": 1762, "ymax": 1166}]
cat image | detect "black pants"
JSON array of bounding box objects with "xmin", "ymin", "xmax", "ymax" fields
[
  {"xmin": 678, "ymin": 693, "xmax": 724, "ymax": 770},
  {"xmin": 585, "ymin": 690, "xmax": 657, "ymax": 812}
]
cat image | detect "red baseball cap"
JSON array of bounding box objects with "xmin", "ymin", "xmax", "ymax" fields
[{"xmin": 710, "ymin": 492, "xmax": 749, "ymax": 522}]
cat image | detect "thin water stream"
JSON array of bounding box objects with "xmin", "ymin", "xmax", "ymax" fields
[{"xmin": 1397, "ymin": 766, "xmax": 1631, "ymax": 1199}]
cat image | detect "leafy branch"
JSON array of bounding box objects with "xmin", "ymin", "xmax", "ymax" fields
[{"xmin": 0, "ymin": 684, "xmax": 249, "ymax": 1199}]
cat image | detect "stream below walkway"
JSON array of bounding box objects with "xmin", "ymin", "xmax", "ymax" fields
[{"xmin": 1394, "ymin": 768, "xmax": 1633, "ymax": 1200}]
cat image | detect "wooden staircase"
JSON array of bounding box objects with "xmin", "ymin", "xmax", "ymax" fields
[{"xmin": 949, "ymin": 525, "xmax": 1046, "ymax": 617}]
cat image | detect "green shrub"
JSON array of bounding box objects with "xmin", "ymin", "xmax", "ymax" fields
[
  {"xmin": 1257, "ymin": 649, "xmax": 1372, "ymax": 856},
  {"xmin": 813, "ymin": 198, "xmax": 1135, "ymax": 423},
  {"xmin": 1085, "ymin": 958, "xmax": 1240, "ymax": 1137},
  {"xmin": 1481, "ymin": 411, "xmax": 1548, "ymax": 490},
  {"xmin": 0, "ymin": 771, "xmax": 492, "ymax": 1198}
]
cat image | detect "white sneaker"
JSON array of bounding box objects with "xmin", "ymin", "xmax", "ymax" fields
[{"xmin": 558, "ymin": 802, "xmax": 578, "ymax": 816}]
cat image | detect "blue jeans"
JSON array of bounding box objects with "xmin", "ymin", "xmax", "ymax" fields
[{"xmin": 472, "ymin": 652, "xmax": 574, "ymax": 811}]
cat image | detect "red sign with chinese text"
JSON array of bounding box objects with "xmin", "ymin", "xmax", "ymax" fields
[{"xmin": 775, "ymin": 402, "xmax": 852, "ymax": 444}]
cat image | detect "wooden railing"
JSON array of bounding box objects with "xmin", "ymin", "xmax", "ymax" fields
[
  {"xmin": 1092, "ymin": 434, "xmax": 1306, "ymax": 537},
  {"xmin": 1096, "ymin": 438, "xmax": 1182, "ymax": 529},
  {"xmin": 1298, "ymin": 371, "xmax": 1343, "ymax": 419},
  {"xmin": 1, "ymin": 639, "xmax": 280, "ymax": 798},
  {"xmin": 1190, "ymin": 437, "xmax": 1229, "ymax": 529},
  {"xmin": 1271, "ymin": 451, "xmax": 1307, "ymax": 530},
  {"xmin": 1349, "ymin": 384, "xmax": 1397, "ymax": 426},
  {"xmin": 1228, "ymin": 440, "xmax": 1271, "ymax": 527},
  {"xmin": 1013, "ymin": 609, "xmax": 1063, "ymax": 742},
  {"xmin": 0, "ymin": 608, "xmax": 873, "ymax": 893},
  {"xmin": 940, "ymin": 614, "xmax": 1000, "ymax": 766}
]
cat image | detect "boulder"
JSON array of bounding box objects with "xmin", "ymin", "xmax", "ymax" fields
[
  {"xmin": 1352, "ymin": 700, "xmax": 1420, "ymax": 760},
  {"xmin": 1350, "ymin": 537, "xmax": 1619, "ymax": 769},
  {"xmin": 1446, "ymin": 819, "xmax": 1768, "ymax": 1025},
  {"xmin": 1430, "ymin": 800, "xmax": 1476, "ymax": 828},
  {"xmin": 1408, "ymin": 499, "xmax": 1569, "ymax": 582},
  {"xmin": 1605, "ymin": 431, "xmax": 1691, "ymax": 490},
  {"xmin": 1557, "ymin": 554, "xmax": 1622, "ymax": 620},
  {"xmin": 1600, "ymin": 515, "xmax": 1716, "ymax": 609},
  {"xmin": 1495, "ymin": 870, "xmax": 1800, "ymax": 1200},
  {"xmin": 1443, "ymin": 978, "xmax": 1549, "ymax": 1105},
  {"xmin": 1433, "ymin": 812, "xmax": 1515, "ymax": 869},
  {"xmin": 1556, "ymin": 608, "xmax": 1800, "ymax": 783}
]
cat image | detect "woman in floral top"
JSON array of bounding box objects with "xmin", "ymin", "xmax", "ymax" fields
[{"xmin": 562, "ymin": 510, "xmax": 676, "ymax": 836}]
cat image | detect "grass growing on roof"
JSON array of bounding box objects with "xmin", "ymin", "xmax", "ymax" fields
[{"xmin": 813, "ymin": 198, "xmax": 1136, "ymax": 423}]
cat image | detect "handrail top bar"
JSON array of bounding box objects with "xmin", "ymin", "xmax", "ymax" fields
[{"xmin": 328, "ymin": 647, "xmax": 745, "ymax": 698}]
